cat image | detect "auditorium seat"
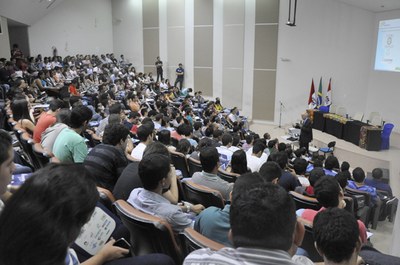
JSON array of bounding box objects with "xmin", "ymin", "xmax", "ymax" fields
[
  {"xmin": 181, "ymin": 228, "xmax": 225, "ymax": 257},
  {"xmin": 181, "ymin": 180, "xmax": 225, "ymax": 209},
  {"xmin": 381, "ymin": 123, "xmax": 394, "ymax": 150},
  {"xmin": 353, "ymin": 112, "xmax": 364, "ymax": 122}
]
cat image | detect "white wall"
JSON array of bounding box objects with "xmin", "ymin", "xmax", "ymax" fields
[
  {"xmin": 0, "ymin": 16, "xmax": 11, "ymax": 59},
  {"xmin": 112, "ymin": 0, "xmax": 144, "ymax": 72},
  {"xmin": 367, "ymin": 9, "xmax": 400, "ymax": 133},
  {"xmin": 28, "ymin": 0, "xmax": 113, "ymax": 57},
  {"xmin": 276, "ymin": 0, "xmax": 374, "ymax": 125},
  {"xmin": 8, "ymin": 26, "xmax": 30, "ymax": 57}
]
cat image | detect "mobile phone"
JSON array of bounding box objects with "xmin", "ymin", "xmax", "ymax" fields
[{"xmin": 113, "ymin": 238, "xmax": 131, "ymax": 250}]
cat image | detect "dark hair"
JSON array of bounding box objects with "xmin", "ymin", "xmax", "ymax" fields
[
  {"xmin": 231, "ymin": 150, "xmax": 248, "ymax": 175},
  {"xmin": 340, "ymin": 161, "xmax": 350, "ymax": 172},
  {"xmin": 49, "ymin": 99, "xmax": 64, "ymax": 112},
  {"xmin": 294, "ymin": 158, "xmax": 308, "ymax": 175},
  {"xmin": 0, "ymin": 164, "xmax": 98, "ymax": 265},
  {"xmin": 204, "ymin": 125, "xmax": 214, "ymax": 137},
  {"xmin": 212, "ymin": 129, "xmax": 223, "ymax": 139},
  {"xmin": 372, "ymin": 168, "xmax": 383, "ymax": 180},
  {"xmin": 193, "ymin": 121, "xmax": 202, "ymax": 131},
  {"xmin": 176, "ymin": 139, "xmax": 191, "ymax": 155},
  {"xmin": 335, "ymin": 172, "xmax": 349, "ymax": 189},
  {"xmin": 352, "ymin": 167, "xmax": 365, "ymax": 183},
  {"xmin": 138, "ymin": 154, "xmax": 170, "ymax": 190},
  {"xmin": 56, "ymin": 109, "xmax": 71, "ymax": 124},
  {"xmin": 221, "ymin": 133, "xmax": 233, "ymax": 146},
  {"xmin": 232, "ymin": 134, "xmax": 240, "ymax": 147},
  {"xmin": 309, "ymin": 167, "xmax": 325, "ymax": 187},
  {"xmin": 143, "ymin": 142, "xmax": 170, "ymax": 158},
  {"xmin": 103, "ymin": 123, "xmax": 129, "ymax": 146},
  {"xmin": 313, "ymin": 208, "xmax": 359, "ymax": 263},
  {"xmin": 177, "ymin": 123, "xmax": 192, "ymax": 137},
  {"xmin": 158, "ymin": 130, "xmax": 171, "ymax": 146},
  {"xmin": 69, "ymin": 105, "xmax": 92, "ymax": 128},
  {"xmin": 259, "ymin": 161, "xmax": 282, "ymax": 182},
  {"xmin": 230, "ymin": 180, "xmax": 296, "ymax": 250},
  {"xmin": 137, "ymin": 123, "xmax": 154, "ymax": 142},
  {"xmin": 69, "ymin": 96, "xmax": 82, "ymax": 108},
  {"xmin": 109, "ymin": 103, "xmax": 122, "ymax": 115},
  {"xmin": 245, "ymin": 134, "xmax": 253, "ymax": 144},
  {"xmin": 278, "ymin": 142, "xmax": 287, "ymax": 152},
  {"xmin": 11, "ymin": 98, "xmax": 32, "ymax": 122},
  {"xmin": 325, "ymin": 156, "xmax": 339, "ymax": 170},
  {"xmin": 199, "ymin": 147, "xmax": 219, "ymax": 173},
  {"xmin": 274, "ymin": 151, "xmax": 288, "ymax": 169},
  {"xmin": 313, "ymin": 158, "xmax": 324, "ymax": 168},
  {"xmin": 268, "ymin": 139, "xmax": 277, "ymax": 148},
  {"xmin": 196, "ymin": 137, "xmax": 212, "ymax": 152},
  {"xmin": 314, "ymin": 177, "xmax": 340, "ymax": 208},
  {"xmin": 252, "ymin": 142, "xmax": 265, "ymax": 155},
  {"xmin": 0, "ymin": 130, "xmax": 12, "ymax": 165}
]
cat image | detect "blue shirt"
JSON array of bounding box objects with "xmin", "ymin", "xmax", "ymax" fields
[
  {"xmin": 347, "ymin": 180, "xmax": 378, "ymax": 205},
  {"xmin": 364, "ymin": 178, "xmax": 392, "ymax": 197},
  {"xmin": 176, "ymin": 67, "xmax": 184, "ymax": 77},
  {"xmin": 194, "ymin": 205, "xmax": 232, "ymax": 247}
]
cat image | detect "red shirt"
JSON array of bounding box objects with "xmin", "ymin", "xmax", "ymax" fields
[{"xmin": 33, "ymin": 112, "xmax": 56, "ymax": 143}]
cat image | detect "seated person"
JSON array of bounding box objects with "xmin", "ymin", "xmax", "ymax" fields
[
  {"xmin": 190, "ymin": 147, "xmax": 233, "ymax": 201},
  {"xmin": 293, "ymin": 158, "xmax": 310, "ymax": 187},
  {"xmin": 296, "ymin": 167, "xmax": 325, "ymax": 196},
  {"xmin": 297, "ymin": 176, "xmax": 367, "ymax": 244},
  {"xmin": 228, "ymin": 149, "xmax": 250, "ymax": 175},
  {"xmin": 245, "ymin": 142, "xmax": 265, "ymax": 172},
  {"xmin": 184, "ymin": 176, "xmax": 313, "ymax": 265},
  {"xmin": 348, "ymin": 167, "xmax": 378, "ymax": 206},
  {"xmin": 216, "ymin": 133, "xmax": 234, "ymax": 170},
  {"xmin": 84, "ymin": 123, "xmax": 129, "ymax": 191},
  {"xmin": 323, "ymin": 156, "xmax": 339, "ymax": 176},
  {"xmin": 364, "ymin": 168, "xmax": 392, "ymax": 197},
  {"xmin": 259, "ymin": 161, "xmax": 282, "ymax": 184},
  {"xmin": 52, "ymin": 105, "xmax": 93, "ymax": 163},
  {"xmin": 32, "ymin": 99, "xmax": 64, "ymax": 143},
  {"xmin": 313, "ymin": 208, "xmax": 362, "ymax": 265},
  {"xmin": 130, "ymin": 122, "xmax": 154, "ymax": 160},
  {"xmin": 0, "ymin": 163, "xmax": 174, "ymax": 265},
  {"xmin": 273, "ymin": 151, "xmax": 301, "ymax": 192},
  {"xmin": 41, "ymin": 109, "xmax": 70, "ymax": 152},
  {"xmin": 127, "ymin": 153, "xmax": 204, "ymax": 232},
  {"xmin": 0, "ymin": 130, "xmax": 15, "ymax": 211}
]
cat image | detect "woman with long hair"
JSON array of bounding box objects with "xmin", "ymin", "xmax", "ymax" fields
[
  {"xmin": 230, "ymin": 149, "xmax": 250, "ymax": 175},
  {"xmin": 11, "ymin": 98, "xmax": 35, "ymax": 135}
]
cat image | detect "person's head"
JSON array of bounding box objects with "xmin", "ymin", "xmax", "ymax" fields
[
  {"xmin": 232, "ymin": 134, "xmax": 240, "ymax": 147},
  {"xmin": 212, "ymin": 129, "xmax": 223, "ymax": 140},
  {"xmin": 69, "ymin": 105, "xmax": 92, "ymax": 129},
  {"xmin": 196, "ymin": 137, "xmax": 212, "ymax": 152},
  {"xmin": 143, "ymin": 141, "xmax": 170, "ymax": 158},
  {"xmin": 108, "ymin": 113, "xmax": 122, "ymax": 125},
  {"xmin": 252, "ymin": 142, "xmax": 265, "ymax": 157},
  {"xmin": 138, "ymin": 153, "xmax": 171, "ymax": 191},
  {"xmin": 199, "ymin": 147, "xmax": 219, "ymax": 173},
  {"xmin": 193, "ymin": 121, "xmax": 202, "ymax": 131},
  {"xmin": 0, "ymin": 164, "xmax": 98, "ymax": 265},
  {"xmin": 230, "ymin": 150, "xmax": 248, "ymax": 175},
  {"xmin": 313, "ymin": 158, "xmax": 324, "ymax": 168},
  {"xmin": 102, "ymin": 123, "xmax": 129, "ymax": 147},
  {"xmin": 109, "ymin": 103, "xmax": 123, "ymax": 115},
  {"xmin": 314, "ymin": 176, "xmax": 341, "ymax": 208},
  {"xmin": 137, "ymin": 123, "xmax": 154, "ymax": 143},
  {"xmin": 278, "ymin": 142, "xmax": 287, "ymax": 152},
  {"xmin": 309, "ymin": 167, "xmax": 325, "ymax": 187},
  {"xmin": 48, "ymin": 99, "xmax": 64, "ymax": 112},
  {"xmin": 293, "ymin": 158, "xmax": 308, "ymax": 176},
  {"xmin": 263, "ymin": 132, "xmax": 271, "ymax": 140},
  {"xmin": 221, "ymin": 133, "xmax": 233, "ymax": 147},
  {"xmin": 176, "ymin": 139, "xmax": 191, "ymax": 155},
  {"xmin": 313, "ymin": 208, "xmax": 360, "ymax": 264},
  {"xmin": 56, "ymin": 109, "xmax": 71, "ymax": 124},
  {"xmin": 259, "ymin": 161, "xmax": 282, "ymax": 183},
  {"xmin": 177, "ymin": 123, "xmax": 192, "ymax": 137},
  {"xmin": 268, "ymin": 139, "xmax": 277, "ymax": 149},
  {"xmin": 372, "ymin": 168, "xmax": 383, "ymax": 180},
  {"xmin": 69, "ymin": 96, "xmax": 82, "ymax": 108},
  {"xmin": 0, "ymin": 130, "xmax": 15, "ymax": 195},
  {"xmin": 352, "ymin": 167, "xmax": 365, "ymax": 183},
  {"xmin": 335, "ymin": 172, "xmax": 349, "ymax": 189},
  {"xmin": 274, "ymin": 151, "xmax": 288, "ymax": 170},
  {"xmin": 158, "ymin": 130, "xmax": 171, "ymax": 146},
  {"xmin": 230, "ymin": 179, "xmax": 299, "ymax": 252},
  {"xmin": 245, "ymin": 134, "xmax": 253, "ymax": 145},
  {"xmin": 341, "ymin": 161, "xmax": 350, "ymax": 172},
  {"xmin": 325, "ymin": 156, "xmax": 339, "ymax": 170},
  {"xmin": 11, "ymin": 98, "xmax": 31, "ymax": 122}
]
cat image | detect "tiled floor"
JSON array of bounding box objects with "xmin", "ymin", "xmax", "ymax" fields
[{"xmin": 249, "ymin": 122, "xmax": 399, "ymax": 256}]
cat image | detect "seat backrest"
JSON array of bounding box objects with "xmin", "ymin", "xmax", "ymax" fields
[
  {"xmin": 217, "ymin": 169, "xmax": 239, "ymax": 183},
  {"xmin": 32, "ymin": 143, "xmax": 51, "ymax": 168},
  {"xmin": 345, "ymin": 187, "xmax": 372, "ymax": 207},
  {"xmin": 187, "ymin": 157, "xmax": 203, "ymax": 176},
  {"xmin": 369, "ymin": 111, "xmax": 381, "ymax": 122},
  {"xmin": 170, "ymin": 150, "xmax": 190, "ymax": 178},
  {"xmin": 20, "ymin": 132, "xmax": 41, "ymax": 169},
  {"xmin": 289, "ymin": 191, "xmax": 321, "ymax": 211},
  {"xmin": 97, "ymin": 187, "xmax": 116, "ymax": 213},
  {"xmin": 182, "ymin": 180, "xmax": 225, "ymax": 209},
  {"xmin": 298, "ymin": 217, "xmax": 323, "ymax": 262},
  {"xmin": 327, "ymin": 141, "xmax": 336, "ymax": 148},
  {"xmin": 181, "ymin": 227, "xmax": 225, "ymax": 257},
  {"xmin": 370, "ymin": 115, "xmax": 382, "ymax": 127},
  {"xmin": 382, "ymin": 123, "xmax": 394, "ymax": 136},
  {"xmin": 329, "ymin": 104, "xmax": 337, "ymax": 114},
  {"xmin": 353, "ymin": 112, "xmax": 364, "ymax": 122},
  {"xmin": 113, "ymin": 200, "xmax": 183, "ymax": 264}
]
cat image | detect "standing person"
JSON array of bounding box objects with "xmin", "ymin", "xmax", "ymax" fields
[
  {"xmin": 299, "ymin": 112, "xmax": 313, "ymax": 153},
  {"xmin": 155, "ymin": 56, "xmax": 163, "ymax": 82},
  {"xmin": 174, "ymin": 63, "xmax": 184, "ymax": 90}
]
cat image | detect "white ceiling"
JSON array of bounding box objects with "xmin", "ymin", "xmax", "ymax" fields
[
  {"xmin": 1, "ymin": 0, "xmax": 400, "ymax": 27},
  {"xmin": 333, "ymin": 0, "xmax": 400, "ymax": 13}
]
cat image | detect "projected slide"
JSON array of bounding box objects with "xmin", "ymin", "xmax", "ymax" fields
[{"xmin": 375, "ymin": 19, "xmax": 400, "ymax": 72}]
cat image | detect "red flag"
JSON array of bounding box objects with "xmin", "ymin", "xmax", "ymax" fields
[{"xmin": 308, "ymin": 79, "xmax": 317, "ymax": 109}]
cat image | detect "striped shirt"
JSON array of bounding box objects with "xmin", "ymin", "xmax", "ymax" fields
[{"xmin": 184, "ymin": 247, "xmax": 312, "ymax": 265}]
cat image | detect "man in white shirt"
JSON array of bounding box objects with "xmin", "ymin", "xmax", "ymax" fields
[
  {"xmin": 216, "ymin": 134, "xmax": 234, "ymax": 170},
  {"xmin": 293, "ymin": 158, "xmax": 310, "ymax": 187},
  {"xmin": 246, "ymin": 142, "xmax": 265, "ymax": 172},
  {"xmin": 131, "ymin": 123, "xmax": 154, "ymax": 160}
]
